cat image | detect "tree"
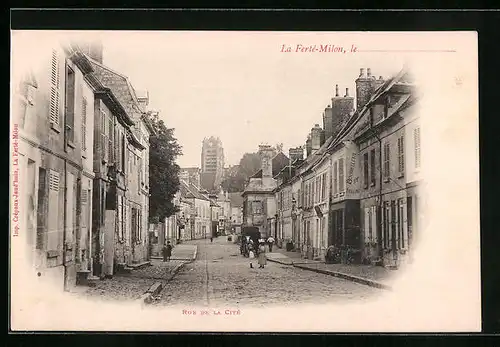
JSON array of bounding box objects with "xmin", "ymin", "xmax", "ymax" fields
[{"xmin": 148, "ymin": 112, "xmax": 182, "ymax": 222}]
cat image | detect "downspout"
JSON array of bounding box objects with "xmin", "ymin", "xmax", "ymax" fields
[{"xmin": 377, "ymin": 133, "xmax": 383, "ymax": 261}]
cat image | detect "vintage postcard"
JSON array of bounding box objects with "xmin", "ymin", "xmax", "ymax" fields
[{"xmin": 10, "ymin": 30, "xmax": 480, "ymax": 332}]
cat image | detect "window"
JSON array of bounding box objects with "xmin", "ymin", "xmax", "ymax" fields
[
  {"xmin": 131, "ymin": 208, "xmax": 140, "ymax": 243},
  {"xmin": 252, "ymin": 201, "xmax": 262, "ymax": 214},
  {"xmin": 383, "ymin": 201, "xmax": 390, "ymax": 248},
  {"xmin": 370, "ymin": 149, "xmax": 376, "ymax": 186},
  {"xmin": 47, "ymin": 169, "xmax": 60, "ymax": 251},
  {"xmin": 332, "ymin": 161, "xmax": 337, "ymax": 195},
  {"xmin": 398, "ymin": 199, "xmax": 405, "ymax": 249},
  {"xmin": 321, "ymin": 173, "xmax": 327, "ymax": 201},
  {"xmin": 397, "ymin": 135, "xmax": 405, "ymax": 175},
  {"xmin": 391, "ymin": 200, "xmax": 396, "ymax": 250},
  {"xmin": 100, "ymin": 110, "xmax": 108, "ymax": 162},
  {"xmin": 65, "ymin": 67, "xmax": 75, "ymax": 144},
  {"xmin": 338, "ymin": 158, "xmax": 344, "ymax": 192},
  {"xmin": 81, "ymin": 97, "xmax": 87, "ymax": 153},
  {"xmin": 49, "ymin": 50, "xmax": 61, "ymax": 127},
  {"xmin": 364, "ymin": 207, "xmax": 370, "ymax": 243},
  {"xmin": 363, "ymin": 152, "xmax": 369, "ymax": 188},
  {"xmin": 121, "ymin": 133, "xmax": 126, "ymax": 173},
  {"xmin": 383, "ymin": 143, "xmax": 390, "ymax": 180},
  {"xmin": 414, "ymin": 127, "xmax": 421, "ymax": 168},
  {"xmin": 108, "ymin": 118, "xmax": 114, "ymax": 163},
  {"xmin": 36, "ymin": 168, "xmax": 47, "ymax": 250}
]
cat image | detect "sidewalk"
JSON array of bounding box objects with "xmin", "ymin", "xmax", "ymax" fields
[
  {"xmin": 151, "ymin": 244, "xmax": 198, "ymax": 261},
  {"xmin": 82, "ymin": 259, "xmax": 188, "ymax": 302},
  {"xmin": 266, "ymin": 248, "xmax": 394, "ymax": 290}
]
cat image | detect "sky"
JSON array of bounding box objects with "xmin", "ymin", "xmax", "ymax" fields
[
  {"xmin": 13, "ymin": 31, "xmax": 432, "ymax": 167},
  {"xmin": 96, "ymin": 31, "xmax": 413, "ymax": 168}
]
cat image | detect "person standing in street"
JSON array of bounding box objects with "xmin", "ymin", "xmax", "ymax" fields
[
  {"xmin": 267, "ymin": 236, "xmax": 275, "ymax": 252},
  {"xmin": 163, "ymin": 241, "xmax": 173, "ymax": 262},
  {"xmin": 258, "ymin": 241, "xmax": 267, "ymax": 268}
]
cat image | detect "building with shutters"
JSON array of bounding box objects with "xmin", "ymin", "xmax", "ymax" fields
[
  {"xmin": 12, "ymin": 41, "xmax": 97, "ymax": 290},
  {"xmin": 272, "ymin": 66, "xmax": 420, "ymax": 268},
  {"xmin": 352, "ymin": 67, "xmax": 420, "ymax": 267},
  {"xmin": 87, "ymin": 52, "xmax": 156, "ymax": 274}
]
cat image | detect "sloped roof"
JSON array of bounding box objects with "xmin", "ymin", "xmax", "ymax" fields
[
  {"xmin": 228, "ymin": 192, "xmax": 244, "ymax": 207},
  {"xmin": 243, "ymin": 178, "xmax": 276, "ymax": 194},
  {"xmin": 250, "ymin": 152, "xmax": 290, "ymax": 178},
  {"xmin": 308, "ymin": 67, "xmax": 414, "ymax": 172},
  {"xmin": 87, "ymin": 57, "xmax": 146, "ymax": 146},
  {"xmin": 180, "ymin": 180, "xmax": 209, "ymax": 201}
]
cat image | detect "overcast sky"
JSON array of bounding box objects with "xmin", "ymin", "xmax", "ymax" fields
[
  {"xmin": 96, "ymin": 31, "xmax": 412, "ymax": 168},
  {"xmin": 18, "ymin": 30, "xmax": 467, "ymax": 167}
]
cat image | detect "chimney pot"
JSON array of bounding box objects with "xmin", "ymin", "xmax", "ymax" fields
[
  {"xmin": 379, "ymin": 75, "xmax": 383, "ymax": 80},
  {"xmin": 367, "ymin": 68, "xmax": 372, "ymax": 77},
  {"xmin": 335, "ymin": 84, "xmax": 339, "ymax": 97},
  {"xmin": 345, "ymin": 88, "xmax": 349, "ymax": 97},
  {"xmin": 359, "ymin": 68, "xmax": 365, "ymax": 77}
]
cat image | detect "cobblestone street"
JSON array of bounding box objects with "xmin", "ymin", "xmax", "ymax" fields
[
  {"xmin": 153, "ymin": 238, "xmax": 380, "ymax": 308},
  {"xmin": 82, "ymin": 260, "xmax": 189, "ymax": 302}
]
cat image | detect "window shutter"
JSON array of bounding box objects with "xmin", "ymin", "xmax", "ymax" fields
[
  {"xmin": 47, "ymin": 170, "xmax": 60, "ymax": 251},
  {"xmin": 370, "ymin": 149, "xmax": 376, "ymax": 185},
  {"xmin": 371, "ymin": 206, "xmax": 377, "ymax": 243},
  {"xmin": 338, "ymin": 158, "xmax": 344, "ymax": 192},
  {"xmin": 363, "ymin": 153, "xmax": 369, "ymax": 188},
  {"xmin": 81, "ymin": 97, "xmax": 87, "ymax": 152},
  {"xmin": 108, "ymin": 118, "xmax": 114, "ymax": 163},
  {"xmin": 414, "ymin": 127, "xmax": 421, "ymax": 168},
  {"xmin": 402, "ymin": 199, "xmax": 408, "ymax": 249},
  {"xmin": 49, "ymin": 50, "xmax": 60, "ymax": 125},
  {"xmin": 400, "ymin": 136, "xmax": 405, "ymax": 173},
  {"xmin": 364, "ymin": 208, "xmax": 370, "ymax": 243},
  {"xmin": 333, "ymin": 161, "xmax": 338, "ymax": 195}
]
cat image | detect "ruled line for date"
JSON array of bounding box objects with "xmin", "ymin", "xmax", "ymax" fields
[{"xmin": 357, "ymin": 49, "xmax": 456, "ymax": 52}]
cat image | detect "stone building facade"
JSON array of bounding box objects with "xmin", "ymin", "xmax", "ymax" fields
[
  {"xmin": 12, "ymin": 42, "xmax": 97, "ymax": 290},
  {"xmin": 242, "ymin": 145, "xmax": 289, "ymax": 238},
  {"xmin": 273, "ymin": 66, "xmax": 420, "ymax": 268}
]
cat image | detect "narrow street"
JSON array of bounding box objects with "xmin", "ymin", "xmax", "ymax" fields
[{"xmin": 153, "ymin": 237, "xmax": 379, "ymax": 308}]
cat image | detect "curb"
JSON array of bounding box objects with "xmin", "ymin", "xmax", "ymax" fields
[
  {"xmin": 137, "ymin": 281, "xmax": 163, "ymax": 305},
  {"xmin": 138, "ymin": 261, "xmax": 189, "ymax": 306},
  {"xmin": 266, "ymin": 258, "xmax": 293, "ymax": 266},
  {"xmin": 292, "ymin": 264, "xmax": 392, "ymax": 290}
]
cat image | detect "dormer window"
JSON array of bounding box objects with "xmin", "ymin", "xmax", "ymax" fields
[{"xmin": 384, "ymin": 94, "xmax": 391, "ymax": 119}]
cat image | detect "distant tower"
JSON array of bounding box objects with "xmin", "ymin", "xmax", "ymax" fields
[{"xmin": 201, "ymin": 136, "xmax": 225, "ymax": 191}]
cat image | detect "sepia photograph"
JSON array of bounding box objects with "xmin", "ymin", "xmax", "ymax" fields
[{"xmin": 10, "ymin": 30, "xmax": 480, "ymax": 332}]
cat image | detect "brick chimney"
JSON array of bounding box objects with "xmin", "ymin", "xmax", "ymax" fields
[
  {"xmin": 324, "ymin": 83, "xmax": 355, "ymax": 141},
  {"xmin": 311, "ymin": 124, "xmax": 322, "ymax": 153},
  {"xmin": 355, "ymin": 67, "xmax": 378, "ymax": 111},
  {"xmin": 305, "ymin": 134, "xmax": 312, "ymax": 157},
  {"xmin": 258, "ymin": 144, "xmax": 274, "ymax": 185},
  {"xmin": 136, "ymin": 91, "xmax": 149, "ymax": 111},
  {"xmin": 323, "ymin": 106, "xmax": 333, "ymax": 139},
  {"xmin": 78, "ymin": 39, "xmax": 104, "ymax": 64},
  {"xmin": 289, "ymin": 146, "xmax": 304, "ymax": 162}
]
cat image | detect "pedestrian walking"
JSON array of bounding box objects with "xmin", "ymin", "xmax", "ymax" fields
[
  {"xmin": 258, "ymin": 241, "xmax": 267, "ymax": 268},
  {"xmin": 210, "ymin": 236, "xmax": 213, "ymax": 243},
  {"xmin": 162, "ymin": 241, "xmax": 173, "ymax": 262},
  {"xmin": 267, "ymin": 236, "xmax": 275, "ymax": 252}
]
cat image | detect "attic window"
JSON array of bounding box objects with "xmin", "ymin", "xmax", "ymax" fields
[{"xmin": 383, "ymin": 95, "xmax": 391, "ymax": 119}]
